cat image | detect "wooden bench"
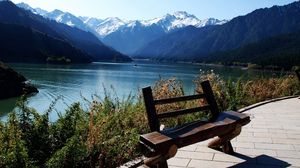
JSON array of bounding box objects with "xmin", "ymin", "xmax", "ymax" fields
[{"xmin": 140, "ymin": 80, "xmax": 250, "ymax": 168}]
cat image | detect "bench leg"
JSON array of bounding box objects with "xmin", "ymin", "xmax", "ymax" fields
[
  {"xmin": 147, "ymin": 159, "xmax": 168, "ymax": 168},
  {"xmin": 208, "ymin": 124, "xmax": 241, "ymax": 154},
  {"xmin": 222, "ymin": 141, "xmax": 234, "ymax": 154},
  {"xmin": 144, "ymin": 145, "xmax": 177, "ymax": 168},
  {"xmin": 158, "ymin": 160, "xmax": 168, "ymax": 168}
]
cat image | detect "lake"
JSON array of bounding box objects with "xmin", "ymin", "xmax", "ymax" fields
[{"xmin": 0, "ymin": 61, "xmax": 281, "ymax": 120}]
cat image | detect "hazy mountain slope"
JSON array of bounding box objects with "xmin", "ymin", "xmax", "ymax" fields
[
  {"xmin": 205, "ymin": 31, "xmax": 300, "ymax": 70},
  {"xmin": 101, "ymin": 12, "xmax": 226, "ymax": 55},
  {"xmin": 0, "ymin": 23, "xmax": 91, "ymax": 63},
  {"xmin": 136, "ymin": 1, "xmax": 300, "ymax": 61},
  {"xmin": 1, "ymin": 1, "xmax": 131, "ymax": 62}
]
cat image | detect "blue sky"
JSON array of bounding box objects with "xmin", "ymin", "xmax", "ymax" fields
[{"xmin": 11, "ymin": 0, "xmax": 297, "ymax": 20}]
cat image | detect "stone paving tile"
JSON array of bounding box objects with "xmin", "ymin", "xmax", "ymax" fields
[
  {"xmin": 255, "ymin": 143, "xmax": 295, "ymax": 150},
  {"xmin": 232, "ymin": 141, "xmax": 255, "ymax": 149},
  {"xmin": 168, "ymin": 158, "xmax": 190, "ymax": 167},
  {"xmin": 195, "ymin": 146, "xmax": 223, "ymax": 154},
  {"xmin": 213, "ymin": 153, "xmax": 255, "ymax": 163},
  {"xmin": 253, "ymin": 132, "xmax": 288, "ymax": 139},
  {"xmin": 276, "ymin": 150, "xmax": 300, "ymax": 159},
  {"xmin": 250, "ymin": 124, "xmax": 283, "ymax": 129},
  {"xmin": 287, "ymin": 134, "xmax": 300, "ymax": 139},
  {"xmin": 242, "ymin": 127, "xmax": 269, "ymax": 133},
  {"xmin": 272, "ymin": 138, "xmax": 300, "ymax": 145},
  {"xmin": 187, "ymin": 159, "xmax": 235, "ymax": 168},
  {"xmin": 179, "ymin": 145, "xmax": 197, "ymax": 152},
  {"xmin": 175, "ymin": 151, "xmax": 214, "ymax": 160},
  {"xmin": 236, "ymin": 147, "xmax": 277, "ymax": 157},
  {"xmin": 294, "ymin": 145, "xmax": 300, "ymax": 151},
  {"xmin": 237, "ymin": 136, "xmax": 272, "ymax": 143},
  {"xmin": 238, "ymin": 132, "xmax": 254, "ymax": 137}
]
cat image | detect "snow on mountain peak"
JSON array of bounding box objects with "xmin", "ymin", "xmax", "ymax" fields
[
  {"xmin": 196, "ymin": 18, "xmax": 228, "ymax": 27},
  {"xmin": 95, "ymin": 17, "xmax": 127, "ymax": 37},
  {"xmin": 17, "ymin": 2, "xmax": 48, "ymax": 16},
  {"xmin": 17, "ymin": 2, "xmax": 32, "ymax": 10},
  {"xmin": 173, "ymin": 11, "xmax": 196, "ymax": 19},
  {"xmin": 140, "ymin": 11, "xmax": 202, "ymax": 31}
]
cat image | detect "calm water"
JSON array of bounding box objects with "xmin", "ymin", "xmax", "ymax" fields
[{"xmin": 0, "ymin": 61, "xmax": 280, "ymax": 120}]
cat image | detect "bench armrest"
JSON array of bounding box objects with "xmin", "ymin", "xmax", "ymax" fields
[{"xmin": 140, "ymin": 131, "xmax": 174, "ymax": 155}]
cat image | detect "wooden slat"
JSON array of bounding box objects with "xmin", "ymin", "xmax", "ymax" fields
[
  {"xmin": 163, "ymin": 118, "xmax": 238, "ymax": 148},
  {"xmin": 142, "ymin": 87, "xmax": 160, "ymax": 132},
  {"xmin": 154, "ymin": 94, "xmax": 206, "ymax": 105},
  {"xmin": 157, "ymin": 105, "xmax": 210, "ymax": 119},
  {"xmin": 201, "ymin": 81, "xmax": 220, "ymax": 121}
]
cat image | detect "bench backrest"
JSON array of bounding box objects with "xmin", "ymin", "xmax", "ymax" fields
[{"xmin": 142, "ymin": 80, "xmax": 220, "ymax": 132}]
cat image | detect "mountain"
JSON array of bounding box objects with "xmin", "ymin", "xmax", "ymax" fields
[
  {"xmin": 135, "ymin": 1, "xmax": 300, "ymax": 61},
  {"xmin": 79, "ymin": 16, "xmax": 103, "ymax": 31},
  {"xmin": 44, "ymin": 9, "xmax": 93, "ymax": 33},
  {"xmin": 17, "ymin": 3, "xmax": 96, "ymax": 35},
  {"xmin": 0, "ymin": 22, "xmax": 91, "ymax": 63},
  {"xmin": 101, "ymin": 12, "xmax": 226, "ymax": 55},
  {"xmin": 2, "ymin": 1, "xmax": 131, "ymax": 62},
  {"xmin": 205, "ymin": 31, "xmax": 300, "ymax": 70},
  {"xmin": 16, "ymin": 3, "xmax": 227, "ymax": 55},
  {"xmin": 17, "ymin": 2, "xmax": 48, "ymax": 16},
  {"xmin": 83, "ymin": 17, "xmax": 127, "ymax": 38}
]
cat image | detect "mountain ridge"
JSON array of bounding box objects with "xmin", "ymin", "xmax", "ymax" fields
[
  {"xmin": 1, "ymin": 1, "xmax": 131, "ymax": 62},
  {"xmin": 135, "ymin": 1, "xmax": 300, "ymax": 61}
]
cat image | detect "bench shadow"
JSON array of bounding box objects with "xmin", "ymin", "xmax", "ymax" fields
[{"xmin": 229, "ymin": 153, "xmax": 291, "ymax": 168}]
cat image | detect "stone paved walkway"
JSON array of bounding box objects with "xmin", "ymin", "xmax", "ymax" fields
[{"xmin": 167, "ymin": 97, "xmax": 300, "ymax": 168}]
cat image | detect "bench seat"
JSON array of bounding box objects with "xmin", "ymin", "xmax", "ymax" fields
[{"xmin": 140, "ymin": 111, "xmax": 250, "ymax": 155}]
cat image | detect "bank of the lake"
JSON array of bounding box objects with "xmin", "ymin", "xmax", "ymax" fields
[{"xmin": 0, "ymin": 62, "xmax": 38, "ymax": 100}]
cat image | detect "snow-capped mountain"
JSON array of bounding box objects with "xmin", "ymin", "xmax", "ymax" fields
[
  {"xmin": 45, "ymin": 9, "xmax": 93, "ymax": 32},
  {"xmin": 196, "ymin": 18, "xmax": 227, "ymax": 27},
  {"xmin": 98, "ymin": 12, "xmax": 227, "ymax": 54},
  {"xmin": 17, "ymin": 3, "xmax": 228, "ymax": 55},
  {"xmin": 79, "ymin": 16, "xmax": 103, "ymax": 29},
  {"xmin": 141, "ymin": 11, "xmax": 203, "ymax": 31},
  {"xmin": 87, "ymin": 11, "xmax": 226, "ymax": 37},
  {"xmin": 17, "ymin": 3, "xmax": 95, "ymax": 34},
  {"xmin": 17, "ymin": 2, "xmax": 48, "ymax": 16},
  {"xmin": 91, "ymin": 17, "xmax": 127, "ymax": 37}
]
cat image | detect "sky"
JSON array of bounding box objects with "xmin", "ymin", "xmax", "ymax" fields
[{"xmin": 10, "ymin": 0, "xmax": 298, "ymax": 20}]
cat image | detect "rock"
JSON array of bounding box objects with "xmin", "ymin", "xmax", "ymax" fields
[{"xmin": 0, "ymin": 62, "xmax": 38, "ymax": 99}]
